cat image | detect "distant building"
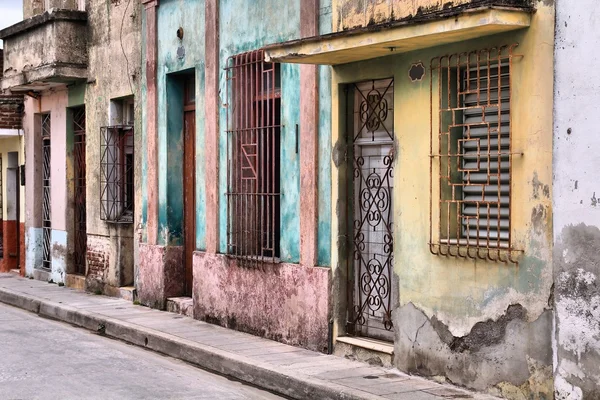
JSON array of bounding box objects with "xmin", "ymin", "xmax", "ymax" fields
[
  {"xmin": 0, "ymin": 49, "xmax": 25, "ymax": 274},
  {"xmin": 0, "ymin": 1, "xmax": 141, "ymax": 294}
]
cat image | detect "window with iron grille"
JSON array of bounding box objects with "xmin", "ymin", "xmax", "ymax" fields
[
  {"xmin": 226, "ymin": 50, "xmax": 281, "ymax": 267},
  {"xmin": 100, "ymin": 125, "xmax": 134, "ymax": 223},
  {"xmin": 429, "ymin": 45, "xmax": 520, "ymax": 263}
]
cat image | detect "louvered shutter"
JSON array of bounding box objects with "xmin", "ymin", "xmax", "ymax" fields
[{"xmin": 460, "ymin": 64, "xmax": 510, "ymax": 247}]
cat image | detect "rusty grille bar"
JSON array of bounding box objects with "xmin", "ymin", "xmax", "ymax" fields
[
  {"xmin": 73, "ymin": 107, "xmax": 87, "ymax": 275},
  {"xmin": 429, "ymin": 44, "xmax": 520, "ymax": 263},
  {"xmin": 226, "ymin": 49, "xmax": 281, "ymax": 268},
  {"xmin": 41, "ymin": 113, "xmax": 52, "ymax": 270},
  {"xmin": 100, "ymin": 125, "xmax": 134, "ymax": 223}
]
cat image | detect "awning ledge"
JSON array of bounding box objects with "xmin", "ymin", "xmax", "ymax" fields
[{"xmin": 264, "ymin": 7, "xmax": 532, "ymax": 66}]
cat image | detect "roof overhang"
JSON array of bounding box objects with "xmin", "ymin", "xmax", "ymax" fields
[{"xmin": 264, "ymin": 7, "xmax": 532, "ymax": 65}]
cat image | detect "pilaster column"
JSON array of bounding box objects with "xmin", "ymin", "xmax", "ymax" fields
[
  {"xmin": 299, "ymin": 0, "xmax": 319, "ymax": 267},
  {"xmin": 205, "ymin": 0, "xmax": 220, "ymax": 254},
  {"xmin": 142, "ymin": 0, "xmax": 159, "ymax": 245}
]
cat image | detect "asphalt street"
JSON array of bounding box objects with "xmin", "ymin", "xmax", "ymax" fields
[{"xmin": 0, "ymin": 302, "xmax": 284, "ymax": 400}]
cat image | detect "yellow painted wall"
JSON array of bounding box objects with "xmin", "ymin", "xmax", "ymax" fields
[
  {"xmin": 333, "ymin": 0, "xmax": 474, "ymax": 31},
  {"xmin": 0, "ymin": 136, "xmax": 25, "ymax": 223},
  {"xmin": 331, "ymin": 2, "xmax": 554, "ymax": 337}
]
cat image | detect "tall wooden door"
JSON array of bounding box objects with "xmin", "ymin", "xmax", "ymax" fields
[{"xmin": 183, "ymin": 77, "xmax": 196, "ymax": 296}]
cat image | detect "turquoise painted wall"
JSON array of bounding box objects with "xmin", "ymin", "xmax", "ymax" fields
[
  {"xmin": 155, "ymin": 0, "xmax": 206, "ymax": 247},
  {"xmin": 218, "ymin": 0, "xmax": 302, "ymax": 262},
  {"xmin": 140, "ymin": 0, "xmax": 333, "ymax": 265},
  {"xmin": 318, "ymin": 0, "xmax": 332, "ymax": 266}
]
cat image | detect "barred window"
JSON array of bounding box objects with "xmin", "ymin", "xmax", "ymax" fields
[
  {"xmin": 429, "ymin": 45, "xmax": 519, "ymax": 263},
  {"xmin": 226, "ymin": 50, "xmax": 281, "ymax": 266},
  {"xmin": 100, "ymin": 125, "xmax": 134, "ymax": 223}
]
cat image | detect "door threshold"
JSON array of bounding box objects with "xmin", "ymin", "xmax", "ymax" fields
[{"xmin": 336, "ymin": 336, "xmax": 394, "ymax": 355}]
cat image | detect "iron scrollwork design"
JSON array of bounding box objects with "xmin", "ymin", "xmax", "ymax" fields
[{"xmin": 351, "ymin": 79, "xmax": 395, "ymax": 334}]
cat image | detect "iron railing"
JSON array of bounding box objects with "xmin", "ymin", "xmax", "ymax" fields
[{"xmin": 226, "ymin": 49, "xmax": 281, "ymax": 268}]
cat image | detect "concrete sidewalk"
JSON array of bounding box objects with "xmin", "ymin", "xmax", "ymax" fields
[{"xmin": 0, "ymin": 273, "xmax": 495, "ymax": 400}]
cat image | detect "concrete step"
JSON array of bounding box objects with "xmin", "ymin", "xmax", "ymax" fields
[
  {"xmin": 166, "ymin": 296, "xmax": 193, "ymax": 317},
  {"xmin": 119, "ymin": 286, "xmax": 137, "ymax": 302}
]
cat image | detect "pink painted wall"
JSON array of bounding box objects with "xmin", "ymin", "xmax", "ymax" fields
[
  {"xmin": 23, "ymin": 91, "xmax": 69, "ymax": 231},
  {"xmin": 193, "ymin": 252, "xmax": 331, "ymax": 352}
]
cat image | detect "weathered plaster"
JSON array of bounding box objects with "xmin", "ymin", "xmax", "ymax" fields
[
  {"xmin": 137, "ymin": 243, "xmax": 184, "ymax": 309},
  {"xmin": 152, "ymin": 0, "xmax": 206, "ymax": 249},
  {"xmin": 25, "ymin": 227, "xmax": 42, "ymax": 276},
  {"xmin": 329, "ymin": 1, "xmax": 554, "ymax": 396},
  {"xmin": 332, "ymin": 0, "xmax": 532, "ymax": 32},
  {"xmin": 192, "ymin": 251, "xmax": 331, "ymax": 352},
  {"xmin": 84, "ymin": 0, "xmax": 141, "ymax": 292},
  {"xmin": 553, "ymin": 0, "xmax": 600, "ymax": 396}
]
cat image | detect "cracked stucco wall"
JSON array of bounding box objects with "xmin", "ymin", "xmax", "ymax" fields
[
  {"xmin": 330, "ymin": 1, "xmax": 555, "ymax": 398},
  {"xmin": 84, "ymin": 0, "xmax": 141, "ymax": 290},
  {"xmin": 553, "ymin": 0, "xmax": 600, "ymax": 397},
  {"xmin": 331, "ymin": 0, "xmax": 532, "ymax": 32}
]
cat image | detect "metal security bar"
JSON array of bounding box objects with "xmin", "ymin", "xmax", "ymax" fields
[
  {"xmin": 41, "ymin": 113, "xmax": 52, "ymax": 270},
  {"xmin": 226, "ymin": 49, "xmax": 281, "ymax": 268},
  {"xmin": 429, "ymin": 45, "xmax": 520, "ymax": 263},
  {"xmin": 348, "ymin": 79, "xmax": 395, "ymax": 338},
  {"xmin": 73, "ymin": 107, "xmax": 87, "ymax": 275},
  {"xmin": 100, "ymin": 125, "xmax": 134, "ymax": 223}
]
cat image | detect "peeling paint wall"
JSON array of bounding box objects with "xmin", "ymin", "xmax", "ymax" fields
[
  {"xmin": 22, "ymin": 89, "xmax": 71, "ymax": 283},
  {"xmin": 553, "ymin": 0, "xmax": 600, "ymax": 397},
  {"xmin": 83, "ymin": 0, "xmax": 141, "ymax": 292},
  {"xmin": 330, "ymin": 1, "xmax": 554, "ymax": 397},
  {"xmin": 332, "ymin": 0, "xmax": 532, "ymax": 32}
]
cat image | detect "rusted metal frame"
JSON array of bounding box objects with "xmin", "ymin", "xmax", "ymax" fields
[
  {"xmin": 429, "ymin": 44, "xmax": 520, "ymax": 264},
  {"xmin": 225, "ymin": 49, "xmax": 280, "ymax": 267},
  {"xmin": 41, "ymin": 114, "xmax": 52, "ymax": 270},
  {"xmin": 352, "ymin": 79, "xmax": 394, "ymax": 143},
  {"xmin": 349, "ymin": 79, "xmax": 395, "ymax": 334}
]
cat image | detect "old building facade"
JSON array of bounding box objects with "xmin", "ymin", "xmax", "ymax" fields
[
  {"xmin": 137, "ymin": 0, "xmax": 334, "ymax": 351},
  {"xmin": 3, "ymin": 0, "xmax": 600, "ymax": 398},
  {"xmin": 0, "ymin": 0, "xmax": 141, "ymax": 294},
  {"xmin": 268, "ymin": 0, "xmax": 555, "ymax": 397}
]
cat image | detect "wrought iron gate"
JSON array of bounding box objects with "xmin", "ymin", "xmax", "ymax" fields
[
  {"xmin": 348, "ymin": 79, "xmax": 396, "ymax": 341},
  {"xmin": 73, "ymin": 108, "xmax": 87, "ymax": 275},
  {"xmin": 42, "ymin": 114, "xmax": 51, "ymax": 270}
]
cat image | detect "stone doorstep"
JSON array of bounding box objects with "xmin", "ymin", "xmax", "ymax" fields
[
  {"xmin": 166, "ymin": 296, "xmax": 194, "ymax": 318},
  {"xmin": 334, "ymin": 336, "xmax": 394, "ymax": 368}
]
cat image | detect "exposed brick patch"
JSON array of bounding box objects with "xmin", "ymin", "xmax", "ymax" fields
[
  {"xmin": 0, "ymin": 94, "xmax": 24, "ymax": 130},
  {"xmin": 85, "ymin": 237, "xmax": 110, "ymax": 290}
]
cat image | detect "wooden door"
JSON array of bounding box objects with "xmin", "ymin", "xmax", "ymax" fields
[{"xmin": 183, "ymin": 77, "xmax": 196, "ymax": 296}]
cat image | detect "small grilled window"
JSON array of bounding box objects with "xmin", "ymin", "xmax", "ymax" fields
[
  {"xmin": 100, "ymin": 125, "xmax": 134, "ymax": 223},
  {"xmin": 225, "ymin": 50, "xmax": 281, "ymax": 267},
  {"xmin": 430, "ymin": 45, "xmax": 519, "ymax": 263}
]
